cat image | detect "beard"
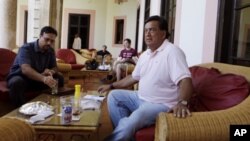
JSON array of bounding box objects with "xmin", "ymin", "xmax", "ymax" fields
[{"xmin": 41, "ymin": 45, "xmax": 51, "ymax": 52}]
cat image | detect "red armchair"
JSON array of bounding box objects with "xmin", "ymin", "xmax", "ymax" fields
[
  {"xmin": 0, "ymin": 48, "xmax": 72, "ymax": 116},
  {"xmin": 0, "ymin": 48, "xmax": 40, "ymax": 115},
  {"xmin": 135, "ymin": 125, "xmax": 155, "ymax": 141},
  {"xmin": 0, "ymin": 48, "xmax": 26, "ymax": 115},
  {"xmin": 0, "ymin": 48, "xmax": 16, "ymax": 102},
  {"xmin": 135, "ymin": 63, "xmax": 250, "ymax": 141}
]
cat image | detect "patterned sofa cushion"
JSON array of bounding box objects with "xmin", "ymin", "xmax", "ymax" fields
[{"xmin": 189, "ymin": 66, "xmax": 249, "ymax": 111}]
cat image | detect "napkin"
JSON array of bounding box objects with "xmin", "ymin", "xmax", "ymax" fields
[
  {"xmin": 29, "ymin": 110, "xmax": 54, "ymax": 124},
  {"xmin": 83, "ymin": 95, "xmax": 105, "ymax": 102}
]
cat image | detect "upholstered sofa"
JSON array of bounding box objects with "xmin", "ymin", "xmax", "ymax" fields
[
  {"xmin": 79, "ymin": 48, "xmax": 97, "ymax": 60},
  {"xmin": 56, "ymin": 48, "xmax": 114, "ymax": 78},
  {"xmin": 56, "ymin": 49, "xmax": 97, "ymax": 77},
  {"xmin": 135, "ymin": 63, "xmax": 250, "ymax": 141},
  {"xmin": 56, "ymin": 49, "xmax": 86, "ymax": 70},
  {"xmin": 153, "ymin": 62, "xmax": 250, "ymax": 141},
  {"xmin": 0, "ymin": 117, "xmax": 36, "ymax": 141}
]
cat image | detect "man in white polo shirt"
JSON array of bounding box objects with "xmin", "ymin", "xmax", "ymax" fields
[{"xmin": 98, "ymin": 15, "xmax": 193, "ymax": 141}]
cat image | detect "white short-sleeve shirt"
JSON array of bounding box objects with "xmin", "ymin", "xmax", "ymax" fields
[
  {"xmin": 132, "ymin": 40, "xmax": 191, "ymax": 108},
  {"xmin": 73, "ymin": 37, "xmax": 81, "ymax": 50}
]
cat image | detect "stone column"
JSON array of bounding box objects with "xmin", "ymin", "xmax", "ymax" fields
[
  {"xmin": 0, "ymin": 0, "xmax": 17, "ymax": 49},
  {"xmin": 49, "ymin": 0, "xmax": 63, "ymax": 49},
  {"xmin": 27, "ymin": 0, "xmax": 62, "ymax": 49},
  {"xmin": 27, "ymin": 0, "xmax": 50, "ymax": 42}
]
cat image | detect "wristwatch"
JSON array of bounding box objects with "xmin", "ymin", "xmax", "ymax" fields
[{"xmin": 178, "ymin": 100, "xmax": 188, "ymax": 106}]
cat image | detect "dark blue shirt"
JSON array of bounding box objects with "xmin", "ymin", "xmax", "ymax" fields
[
  {"xmin": 7, "ymin": 40, "xmax": 56, "ymax": 80},
  {"xmin": 97, "ymin": 50, "xmax": 111, "ymax": 57}
]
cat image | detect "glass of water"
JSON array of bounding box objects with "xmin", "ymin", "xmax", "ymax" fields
[{"xmin": 51, "ymin": 79, "xmax": 58, "ymax": 95}]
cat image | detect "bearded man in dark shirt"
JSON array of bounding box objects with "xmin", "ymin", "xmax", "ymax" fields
[{"xmin": 7, "ymin": 26, "xmax": 64, "ymax": 106}]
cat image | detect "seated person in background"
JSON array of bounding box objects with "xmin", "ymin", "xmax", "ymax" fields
[
  {"xmin": 7, "ymin": 26, "xmax": 64, "ymax": 107},
  {"xmin": 98, "ymin": 15, "xmax": 193, "ymax": 141},
  {"xmin": 96, "ymin": 45, "xmax": 112, "ymax": 65},
  {"xmin": 102, "ymin": 38, "xmax": 138, "ymax": 83},
  {"xmin": 96, "ymin": 45, "xmax": 111, "ymax": 58}
]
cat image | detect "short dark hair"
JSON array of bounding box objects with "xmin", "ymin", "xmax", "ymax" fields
[
  {"xmin": 103, "ymin": 45, "xmax": 107, "ymax": 49},
  {"xmin": 40, "ymin": 26, "xmax": 57, "ymax": 36},
  {"xmin": 124, "ymin": 38, "xmax": 131, "ymax": 44},
  {"xmin": 145, "ymin": 15, "xmax": 170, "ymax": 39}
]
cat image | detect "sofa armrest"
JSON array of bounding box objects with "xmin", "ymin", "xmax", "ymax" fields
[
  {"xmin": 71, "ymin": 49, "xmax": 90, "ymax": 64},
  {"xmin": 57, "ymin": 62, "xmax": 71, "ymax": 72},
  {"xmin": 56, "ymin": 58, "xmax": 65, "ymax": 63},
  {"xmin": 0, "ymin": 117, "xmax": 36, "ymax": 141},
  {"xmin": 57, "ymin": 63, "xmax": 71, "ymax": 83},
  {"xmin": 155, "ymin": 96, "xmax": 250, "ymax": 141}
]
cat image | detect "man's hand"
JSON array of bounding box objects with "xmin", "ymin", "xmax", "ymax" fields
[
  {"xmin": 43, "ymin": 76, "xmax": 57, "ymax": 88},
  {"xmin": 42, "ymin": 69, "xmax": 55, "ymax": 76},
  {"xmin": 172, "ymin": 102, "xmax": 191, "ymax": 118},
  {"xmin": 98, "ymin": 84, "xmax": 112, "ymax": 94}
]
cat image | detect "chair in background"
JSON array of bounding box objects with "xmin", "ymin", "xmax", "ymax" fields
[
  {"xmin": 0, "ymin": 48, "xmax": 16, "ymax": 100},
  {"xmin": 96, "ymin": 54, "xmax": 113, "ymax": 66}
]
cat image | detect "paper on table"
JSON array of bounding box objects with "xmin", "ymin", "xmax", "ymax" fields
[
  {"xmin": 29, "ymin": 110, "xmax": 54, "ymax": 124},
  {"xmin": 80, "ymin": 99, "xmax": 101, "ymax": 110},
  {"xmin": 37, "ymin": 110, "xmax": 54, "ymax": 118},
  {"xmin": 29, "ymin": 115, "xmax": 45, "ymax": 124},
  {"xmin": 83, "ymin": 95, "xmax": 105, "ymax": 102}
]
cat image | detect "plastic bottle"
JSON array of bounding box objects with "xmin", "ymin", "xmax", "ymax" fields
[{"xmin": 73, "ymin": 84, "xmax": 81, "ymax": 115}]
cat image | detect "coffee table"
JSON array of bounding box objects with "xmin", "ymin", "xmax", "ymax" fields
[
  {"xmin": 4, "ymin": 93, "xmax": 103, "ymax": 141},
  {"xmin": 81, "ymin": 68, "xmax": 111, "ymax": 82}
]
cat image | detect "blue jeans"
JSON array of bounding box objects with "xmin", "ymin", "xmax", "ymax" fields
[{"xmin": 105, "ymin": 89, "xmax": 170, "ymax": 141}]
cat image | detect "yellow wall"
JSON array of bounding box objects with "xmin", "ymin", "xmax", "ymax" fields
[
  {"xmin": 62, "ymin": 0, "xmax": 107, "ymax": 50},
  {"xmin": 106, "ymin": 0, "xmax": 137, "ymax": 57},
  {"xmin": 16, "ymin": 0, "xmax": 138, "ymax": 58}
]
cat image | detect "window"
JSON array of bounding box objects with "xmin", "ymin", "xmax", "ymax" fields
[
  {"xmin": 68, "ymin": 14, "xmax": 90, "ymax": 49},
  {"xmin": 115, "ymin": 19, "xmax": 124, "ymax": 44},
  {"xmin": 216, "ymin": 0, "xmax": 250, "ymax": 66},
  {"xmin": 24, "ymin": 10, "xmax": 28, "ymax": 43},
  {"xmin": 161, "ymin": 0, "xmax": 176, "ymax": 42},
  {"xmin": 113, "ymin": 16, "xmax": 126, "ymax": 45},
  {"xmin": 144, "ymin": 0, "xmax": 150, "ymax": 20},
  {"xmin": 142, "ymin": 0, "xmax": 151, "ymax": 51},
  {"xmin": 135, "ymin": 7, "xmax": 140, "ymax": 50}
]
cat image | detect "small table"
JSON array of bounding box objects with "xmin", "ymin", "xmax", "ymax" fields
[
  {"xmin": 80, "ymin": 68, "xmax": 111, "ymax": 85},
  {"xmin": 4, "ymin": 93, "xmax": 102, "ymax": 141}
]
